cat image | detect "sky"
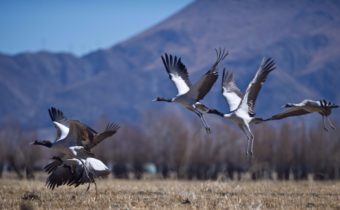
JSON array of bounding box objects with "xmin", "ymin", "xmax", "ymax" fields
[{"xmin": 0, "ymin": 0, "xmax": 193, "ymax": 56}]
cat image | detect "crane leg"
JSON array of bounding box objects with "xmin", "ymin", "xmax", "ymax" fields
[
  {"xmin": 246, "ymin": 125, "xmax": 254, "ymax": 157},
  {"xmin": 77, "ymin": 158, "xmax": 93, "ymax": 192},
  {"xmin": 240, "ymin": 125, "xmax": 253, "ymax": 156},
  {"xmin": 194, "ymin": 110, "xmax": 211, "ymax": 134},
  {"xmin": 327, "ymin": 117, "xmax": 336, "ymax": 130},
  {"xmin": 249, "ymin": 132, "xmax": 254, "ymax": 156},
  {"xmin": 322, "ymin": 116, "xmax": 329, "ymax": 132},
  {"xmin": 94, "ymin": 179, "xmax": 98, "ymax": 200},
  {"xmin": 242, "ymin": 124, "xmax": 254, "ymax": 157}
]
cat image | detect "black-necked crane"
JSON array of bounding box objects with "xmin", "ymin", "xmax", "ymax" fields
[
  {"xmin": 209, "ymin": 58, "xmax": 276, "ymax": 156},
  {"xmin": 32, "ymin": 107, "xmax": 120, "ymax": 156},
  {"xmin": 153, "ymin": 48, "xmax": 228, "ymax": 134},
  {"xmin": 44, "ymin": 155, "xmax": 110, "ymax": 196},
  {"xmin": 32, "ymin": 107, "xmax": 118, "ymax": 194},
  {"xmin": 265, "ymin": 99, "xmax": 339, "ymax": 131}
]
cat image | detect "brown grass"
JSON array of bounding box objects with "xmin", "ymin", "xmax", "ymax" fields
[{"xmin": 1, "ymin": 177, "xmax": 340, "ymax": 210}]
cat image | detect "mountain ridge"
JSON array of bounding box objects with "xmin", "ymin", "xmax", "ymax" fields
[{"xmin": 1, "ymin": 0, "xmax": 339, "ymax": 128}]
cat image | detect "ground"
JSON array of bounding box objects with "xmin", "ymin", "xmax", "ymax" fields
[{"xmin": 0, "ymin": 176, "xmax": 340, "ymax": 210}]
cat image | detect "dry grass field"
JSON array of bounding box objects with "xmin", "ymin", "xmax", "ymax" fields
[{"xmin": 1, "ymin": 176, "xmax": 340, "ymax": 210}]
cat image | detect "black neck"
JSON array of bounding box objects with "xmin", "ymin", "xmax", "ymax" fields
[
  {"xmin": 207, "ymin": 109, "xmax": 224, "ymax": 117},
  {"xmin": 33, "ymin": 140, "xmax": 53, "ymax": 148},
  {"xmin": 155, "ymin": 97, "xmax": 172, "ymax": 102}
]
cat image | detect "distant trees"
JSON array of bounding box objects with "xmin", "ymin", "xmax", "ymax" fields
[
  {"xmin": 0, "ymin": 121, "xmax": 43, "ymax": 179},
  {"xmin": 0, "ymin": 110, "xmax": 339, "ymax": 180}
]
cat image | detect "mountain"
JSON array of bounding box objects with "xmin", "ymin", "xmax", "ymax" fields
[{"xmin": 1, "ymin": 0, "xmax": 340, "ymax": 129}]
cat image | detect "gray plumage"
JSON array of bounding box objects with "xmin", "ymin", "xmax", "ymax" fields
[
  {"xmin": 33, "ymin": 107, "xmax": 120, "ymax": 155},
  {"xmin": 44, "ymin": 156, "xmax": 110, "ymax": 192},
  {"xmin": 266, "ymin": 99, "xmax": 339, "ymax": 131},
  {"xmin": 209, "ymin": 57, "xmax": 276, "ymax": 156},
  {"xmin": 154, "ymin": 48, "xmax": 228, "ymax": 134}
]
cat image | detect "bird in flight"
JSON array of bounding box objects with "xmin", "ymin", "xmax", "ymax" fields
[
  {"xmin": 153, "ymin": 48, "xmax": 228, "ymax": 134},
  {"xmin": 265, "ymin": 99, "xmax": 339, "ymax": 131},
  {"xmin": 32, "ymin": 107, "xmax": 119, "ymax": 194},
  {"xmin": 32, "ymin": 107, "xmax": 119, "ymax": 156},
  {"xmin": 209, "ymin": 57, "xmax": 276, "ymax": 156},
  {"xmin": 44, "ymin": 155, "xmax": 111, "ymax": 197}
]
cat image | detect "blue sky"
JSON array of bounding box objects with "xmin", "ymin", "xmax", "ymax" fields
[{"xmin": 0, "ymin": 0, "xmax": 193, "ymax": 56}]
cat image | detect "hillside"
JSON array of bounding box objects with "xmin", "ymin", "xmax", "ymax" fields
[{"xmin": 1, "ymin": 0, "xmax": 340, "ymax": 128}]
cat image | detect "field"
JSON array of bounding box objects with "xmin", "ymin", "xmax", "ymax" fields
[{"xmin": 1, "ymin": 176, "xmax": 340, "ymax": 210}]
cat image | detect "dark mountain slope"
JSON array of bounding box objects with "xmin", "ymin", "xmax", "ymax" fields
[{"xmin": 0, "ymin": 0, "xmax": 339, "ymax": 128}]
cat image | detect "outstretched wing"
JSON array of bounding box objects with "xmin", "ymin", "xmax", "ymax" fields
[
  {"xmin": 44, "ymin": 156, "xmax": 109, "ymax": 190},
  {"xmin": 161, "ymin": 53, "xmax": 192, "ymax": 95},
  {"xmin": 188, "ymin": 48, "xmax": 228, "ymax": 101},
  {"xmin": 44, "ymin": 158, "xmax": 86, "ymax": 190},
  {"xmin": 61, "ymin": 121, "xmax": 97, "ymax": 148},
  {"xmin": 44, "ymin": 158, "xmax": 93, "ymax": 190},
  {"xmin": 221, "ymin": 69, "xmax": 243, "ymax": 112},
  {"xmin": 85, "ymin": 123, "xmax": 120, "ymax": 150},
  {"xmin": 48, "ymin": 107, "xmax": 68, "ymax": 123},
  {"xmin": 238, "ymin": 58, "xmax": 276, "ymax": 116},
  {"xmin": 49, "ymin": 107, "xmax": 97, "ymax": 143},
  {"xmin": 48, "ymin": 107, "xmax": 69, "ymax": 141},
  {"xmin": 266, "ymin": 107, "xmax": 310, "ymax": 121}
]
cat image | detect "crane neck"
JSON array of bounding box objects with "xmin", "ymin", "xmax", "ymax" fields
[
  {"xmin": 32, "ymin": 140, "xmax": 53, "ymax": 148},
  {"xmin": 154, "ymin": 97, "xmax": 172, "ymax": 102}
]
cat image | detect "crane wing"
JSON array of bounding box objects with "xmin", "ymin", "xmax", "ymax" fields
[
  {"xmin": 48, "ymin": 107, "xmax": 68, "ymax": 141},
  {"xmin": 44, "ymin": 157, "xmax": 93, "ymax": 189},
  {"xmin": 44, "ymin": 158, "xmax": 82, "ymax": 189},
  {"xmin": 44, "ymin": 155, "xmax": 110, "ymax": 190},
  {"xmin": 49, "ymin": 107, "xmax": 97, "ymax": 143},
  {"xmin": 266, "ymin": 107, "xmax": 310, "ymax": 121},
  {"xmin": 188, "ymin": 48, "xmax": 228, "ymax": 101},
  {"xmin": 85, "ymin": 123, "xmax": 120, "ymax": 150},
  {"xmin": 238, "ymin": 58, "xmax": 276, "ymax": 116},
  {"xmin": 221, "ymin": 69, "xmax": 243, "ymax": 112},
  {"xmin": 161, "ymin": 53, "xmax": 192, "ymax": 95}
]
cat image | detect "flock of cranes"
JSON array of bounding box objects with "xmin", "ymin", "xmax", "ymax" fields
[
  {"xmin": 32, "ymin": 48, "xmax": 338, "ymax": 193},
  {"xmin": 153, "ymin": 48, "xmax": 339, "ymax": 155}
]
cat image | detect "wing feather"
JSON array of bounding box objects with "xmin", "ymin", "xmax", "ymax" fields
[
  {"xmin": 85, "ymin": 123, "xmax": 120, "ymax": 150},
  {"xmin": 161, "ymin": 53, "xmax": 192, "ymax": 95},
  {"xmin": 48, "ymin": 107, "xmax": 68, "ymax": 140},
  {"xmin": 45, "ymin": 159, "xmax": 76, "ymax": 189},
  {"xmin": 188, "ymin": 48, "xmax": 228, "ymax": 101},
  {"xmin": 48, "ymin": 107, "xmax": 97, "ymax": 143},
  {"xmin": 266, "ymin": 107, "xmax": 310, "ymax": 120},
  {"xmin": 44, "ymin": 158, "xmax": 92, "ymax": 190},
  {"xmin": 238, "ymin": 57, "xmax": 276, "ymax": 116},
  {"xmin": 221, "ymin": 69, "xmax": 243, "ymax": 112}
]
